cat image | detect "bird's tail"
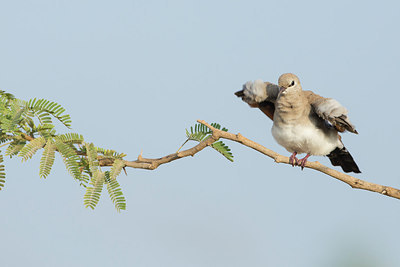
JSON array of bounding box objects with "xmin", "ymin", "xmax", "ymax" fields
[{"xmin": 327, "ymin": 147, "xmax": 361, "ymax": 173}]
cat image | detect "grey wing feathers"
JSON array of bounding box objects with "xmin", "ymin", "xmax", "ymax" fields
[
  {"xmin": 264, "ymin": 83, "xmax": 280, "ymax": 102},
  {"xmin": 235, "ymin": 80, "xmax": 280, "ymax": 106},
  {"xmin": 310, "ymin": 95, "xmax": 358, "ymax": 134}
]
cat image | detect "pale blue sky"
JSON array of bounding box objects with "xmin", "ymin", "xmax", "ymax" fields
[{"xmin": 1, "ymin": 0, "xmax": 400, "ymax": 266}]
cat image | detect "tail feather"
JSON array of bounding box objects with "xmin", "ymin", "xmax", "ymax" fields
[{"xmin": 327, "ymin": 147, "xmax": 361, "ymax": 173}]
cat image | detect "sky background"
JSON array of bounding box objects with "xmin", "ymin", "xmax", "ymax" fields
[{"xmin": 1, "ymin": 0, "xmax": 400, "ymax": 266}]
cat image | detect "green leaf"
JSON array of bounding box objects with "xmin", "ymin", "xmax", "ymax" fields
[
  {"xmin": 32, "ymin": 124, "xmax": 55, "ymax": 135},
  {"xmin": 0, "ymin": 101, "xmax": 24, "ymax": 132},
  {"xmin": 105, "ymin": 171, "xmax": 126, "ymax": 212},
  {"xmin": 0, "ymin": 155, "xmax": 5, "ymax": 190},
  {"xmin": 96, "ymin": 146, "xmax": 126, "ymax": 159},
  {"xmin": 56, "ymin": 133, "xmax": 84, "ymax": 144},
  {"xmin": 18, "ymin": 136, "xmax": 46, "ymax": 161},
  {"xmin": 79, "ymin": 174, "xmax": 90, "ymax": 187},
  {"xmin": 185, "ymin": 122, "xmax": 234, "ymax": 162},
  {"xmin": 211, "ymin": 140, "xmax": 234, "ymax": 162},
  {"xmin": 83, "ymin": 170, "xmax": 105, "ymax": 210},
  {"xmin": 210, "ymin": 122, "xmax": 228, "ymax": 132},
  {"xmin": 39, "ymin": 139, "xmax": 56, "ymax": 178},
  {"xmin": 0, "ymin": 90, "xmax": 15, "ymax": 101},
  {"xmin": 54, "ymin": 138, "xmax": 82, "ymax": 181},
  {"xmin": 85, "ymin": 142, "xmax": 99, "ymax": 174},
  {"xmin": 110, "ymin": 159, "xmax": 125, "ymax": 180},
  {"xmin": 5, "ymin": 141, "xmax": 26, "ymax": 157},
  {"xmin": 83, "ymin": 142, "xmax": 105, "ymax": 209},
  {"xmin": 27, "ymin": 98, "xmax": 72, "ymax": 128}
]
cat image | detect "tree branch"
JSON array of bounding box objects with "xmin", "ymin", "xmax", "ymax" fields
[
  {"xmin": 19, "ymin": 117, "xmax": 399, "ymax": 200},
  {"xmin": 113, "ymin": 120, "xmax": 400, "ymax": 200}
]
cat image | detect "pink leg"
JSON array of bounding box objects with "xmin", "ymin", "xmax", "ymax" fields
[
  {"xmin": 298, "ymin": 154, "xmax": 311, "ymax": 170},
  {"xmin": 289, "ymin": 152, "xmax": 298, "ymax": 167}
]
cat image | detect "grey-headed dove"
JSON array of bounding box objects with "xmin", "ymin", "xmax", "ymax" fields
[{"xmin": 235, "ymin": 73, "xmax": 361, "ymax": 173}]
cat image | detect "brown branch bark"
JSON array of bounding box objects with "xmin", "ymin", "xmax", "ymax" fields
[
  {"xmin": 19, "ymin": 119, "xmax": 399, "ymax": 200},
  {"xmin": 114, "ymin": 120, "xmax": 400, "ymax": 200}
]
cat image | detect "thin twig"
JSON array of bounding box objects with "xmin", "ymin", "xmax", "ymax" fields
[{"xmin": 176, "ymin": 138, "xmax": 190, "ymax": 153}]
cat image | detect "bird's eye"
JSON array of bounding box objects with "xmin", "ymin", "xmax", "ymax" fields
[{"xmin": 290, "ymin": 81, "xmax": 295, "ymax": 86}]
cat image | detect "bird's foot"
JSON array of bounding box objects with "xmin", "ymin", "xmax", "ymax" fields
[
  {"xmin": 289, "ymin": 152, "xmax": 298, "ymax": 167},
  {"xmin": 298, "ymin": 154, "xmax": 311, "ymax": 170}
]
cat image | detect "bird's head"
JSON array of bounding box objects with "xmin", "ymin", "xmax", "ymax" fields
[{"xmin": 278, "ymin": 73, "xmax": 301, "ymax": 95}]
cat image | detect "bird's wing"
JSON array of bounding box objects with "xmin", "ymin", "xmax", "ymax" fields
[
  {"xmin": 234, "ymin": 80, "xmax": 280, "ymax": 120},
  {"xmin": 304, "ymin": 90, "xmax": 358, "ymax": 134}
]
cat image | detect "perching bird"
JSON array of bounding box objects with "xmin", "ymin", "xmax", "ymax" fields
[{"xmin": 235, "ymin": 73, "xmax": 361, "ymax": 173}]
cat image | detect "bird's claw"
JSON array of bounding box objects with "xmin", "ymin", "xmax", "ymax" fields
[
  {"xmin": 297, "ymin": 154, "xmax": 311, "ymax": 170},
  {"xmin": 289, "ymin": 152, "xmax": 298, "ymax": 167}
]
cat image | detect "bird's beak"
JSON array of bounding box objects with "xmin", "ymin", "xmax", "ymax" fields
[{"xmin": 279, "ymin": 87, "xmax": 286, "ymax": 94}]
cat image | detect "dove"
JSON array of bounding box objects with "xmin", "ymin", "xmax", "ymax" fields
[{"xmin": 235, "ymin": 73, "xmax": 361, "ymax": 173}]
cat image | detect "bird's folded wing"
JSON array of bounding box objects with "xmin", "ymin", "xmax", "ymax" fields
[{"xmin": 304, "ymin": 91, "xmax": 358, "ymax": 134}]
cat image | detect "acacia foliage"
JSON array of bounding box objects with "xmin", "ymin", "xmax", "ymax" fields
[
  {"xmin": 185, "ymin": 122, "xmax": 233, "ymax": 162},
  {"xmin": 0, "ymin": 91, "xmax": 234, "ymax": 211},
  {"xmin": 0, "ymin": 91, "xmax": 126, "ymax": 211}
]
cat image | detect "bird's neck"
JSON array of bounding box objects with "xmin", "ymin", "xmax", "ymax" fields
[{"xmin": 274, "ymin": 91, "xmax": 309, "ymax": 121}]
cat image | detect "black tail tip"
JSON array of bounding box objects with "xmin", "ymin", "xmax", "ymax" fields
[{"xmin": 327, "ymin": 147, "xmax": 361, "ymax": 174}]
